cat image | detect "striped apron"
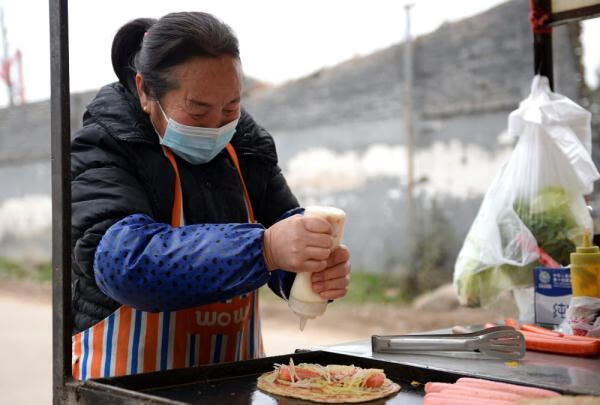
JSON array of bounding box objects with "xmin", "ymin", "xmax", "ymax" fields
[{"xmin": 72, "ymin": 144, "xmax": 264, "ymax": 380}]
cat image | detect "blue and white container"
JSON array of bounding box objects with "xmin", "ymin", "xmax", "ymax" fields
[{"xmin": 534, "ymin": 267, "xmax": 572, "ymax": 326}]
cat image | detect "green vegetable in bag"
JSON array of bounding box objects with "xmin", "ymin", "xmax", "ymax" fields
[
  {"xmin": 457, "ymin": 186, "xmax": 580, "ymax": 307},
  {"xmin": 514, "ymin": 186, "xmax": 578, "ymax": 266},
  {"xmin": 457, "ymin": 260, "xmax": 536, "ymax": 307}
]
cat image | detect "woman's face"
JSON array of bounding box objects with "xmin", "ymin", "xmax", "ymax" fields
[{"xmin": 137, "ymin": 55, "xmax": 242, "ymax": 136}]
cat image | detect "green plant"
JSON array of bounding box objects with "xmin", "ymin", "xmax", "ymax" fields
[
  {"xmin": 0, "ymin": 257, "xmax": 52, "ymax": 282},
  {"xmin": 0, "ymin": 257, "xmax": 28, "ymax": 279},
  {"xmin": 343, "ymin": 272, "xmax": 410, "ymax": 304}
]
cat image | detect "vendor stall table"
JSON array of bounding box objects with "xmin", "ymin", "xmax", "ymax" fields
[
  {"xmin": 71, "ymin": 337, "xmax": 599, "ymax": 404},
  {"xmin": 322, "ymin": 337, "xmax": 600, "ymax": 397}
]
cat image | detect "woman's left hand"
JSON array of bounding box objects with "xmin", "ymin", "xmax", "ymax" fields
[{"xmin": 311, "ymin": 245, "xmax": 351, "ymax": 300}]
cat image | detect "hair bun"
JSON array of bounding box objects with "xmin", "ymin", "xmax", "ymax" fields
[{"xmin": 111, "ymin": 18, "xmax": 157, "ymax": 94}]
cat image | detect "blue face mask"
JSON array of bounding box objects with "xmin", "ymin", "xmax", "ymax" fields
[{"xmin": 155, "ymin": 103, "xmax": 239, "ymax": 165}]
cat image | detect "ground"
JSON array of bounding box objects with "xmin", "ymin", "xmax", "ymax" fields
[{"xmin": 0, "ymin": 281, "xmax": 498, "ymax": 404}]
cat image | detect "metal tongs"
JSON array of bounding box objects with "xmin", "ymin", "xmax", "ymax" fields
[{"xmin": 372, "ymin": 326, "xmax": 525, "ymax": 360}]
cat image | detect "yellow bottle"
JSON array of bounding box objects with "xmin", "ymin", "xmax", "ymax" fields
[{"xmin": 570, "ymin": 231, "xmax": 600, "ymax": 298}]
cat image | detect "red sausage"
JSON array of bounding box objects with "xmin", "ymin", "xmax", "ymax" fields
[
  {"xmin": 521, "ymin": 324, "xmax": 562, "ymax": 337},
  {"xmin": 365, "ymin": 373, "xmax": 385, "ymax": 388},
  {"xmin": 520, "ymin": 331, "xmax": 600, "ymax": 356},
  {"xmin": 504, "ymin": 318, "xmax": 520, "ymax": 330},
  {"xmin": 456, "ymin": 377, "xmax": 560, "ymax": 397},
  {"xmin": 278, "ymin": 366, "xmax": 321, "ymax": 381},
  {"xmin": 424, "ymin": 392, "xmax": 513, "ymax": 405},
  {"xmin": 425, "ymin": 382, "xmax": 454, "ymax": 394},
  {"xmin": 425, "ymin": 383, "xmax": 523, "ymax": 401}
]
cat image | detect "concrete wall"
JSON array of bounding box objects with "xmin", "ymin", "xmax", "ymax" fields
[
  {"xmin": 241, "ymin": 0, "xmax": 582, "ymax": 272},
  {"xmin": 0, "ymin": 0, "xmax": 584, "ymax": 271}
]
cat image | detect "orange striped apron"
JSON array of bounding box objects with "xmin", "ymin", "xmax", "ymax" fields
[{"xmin": 72, "ymin": 144, "xmax": 265, "ymax": 380}]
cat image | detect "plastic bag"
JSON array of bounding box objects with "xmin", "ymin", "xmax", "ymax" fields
[
  {"xmin": 558, "ymin": 296, "xmax": 600, "ymax": 337},
  {"xmin": 454, "ymin": 76, "xmax": 600, "ymax": 307}
]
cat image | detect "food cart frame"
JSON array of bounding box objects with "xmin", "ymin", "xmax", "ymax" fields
[{"xmin": 50, "ymin": 0, "xmax": 600, "ymax": 403}]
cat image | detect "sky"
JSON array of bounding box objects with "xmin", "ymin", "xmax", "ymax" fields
[{"xmin": 0, "ymin": 0, "xmax": 599, "ymax": 107}]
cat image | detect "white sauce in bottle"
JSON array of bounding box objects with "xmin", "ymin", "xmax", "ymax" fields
[{"xmin": 288, "ymin": 206, "xmax": 346, "ymax": 330}]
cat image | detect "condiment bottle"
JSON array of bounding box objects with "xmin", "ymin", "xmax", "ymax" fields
[
  {"xmin": 570, "ymin": 231, "xmax": 600, "ymax": 298},
  {"xmin": 288, "ymin": 206, "xmax": 346, "ymax": 331}
]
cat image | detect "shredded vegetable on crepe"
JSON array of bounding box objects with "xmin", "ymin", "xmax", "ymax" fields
[{"xmin": 257, "ymin": 359, "xmax": 401, "ymax": 403}]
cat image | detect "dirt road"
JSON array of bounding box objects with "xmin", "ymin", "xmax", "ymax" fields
[
  {"xmin": 0, "ymin": 283, "xmax": 53, "ymax": 405},
  {"xmin": 0, "ymin": 282, "xmax": 497, "ymax": 404}
]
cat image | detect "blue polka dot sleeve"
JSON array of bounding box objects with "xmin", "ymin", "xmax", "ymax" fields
[
  {"xmin": 265, "ymin": 207, "xmax": 304, "ymax": 299},
  {"xmin": 94, "ymin": 213, "xmax": 272, "ymax": 312}
]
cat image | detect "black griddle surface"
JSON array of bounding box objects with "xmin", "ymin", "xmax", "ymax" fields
[
  {"xmin": 145, "ymin": 373, "xmax": 423, "ymax": 404},
  {"xmin": 89, "ymin": 351, "xmax": 458, "ymax": 404},
  {"xmin": 87, "ymin": 350, "xmax": 566, "ymax": 404}
]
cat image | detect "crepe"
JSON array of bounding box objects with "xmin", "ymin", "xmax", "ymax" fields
[{"xmin": 257, "ymin": 360, "xmax": 401, "ymax": 403}]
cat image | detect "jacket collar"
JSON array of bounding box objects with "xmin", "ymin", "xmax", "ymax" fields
[{"xmin": 84, "ymin": 82, "xmax": 156, "ymax": 144}]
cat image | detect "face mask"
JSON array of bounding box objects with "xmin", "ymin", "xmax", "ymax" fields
[{"xmin": 155, "ymin": 102, "xmax": 239, "ymax": 165}]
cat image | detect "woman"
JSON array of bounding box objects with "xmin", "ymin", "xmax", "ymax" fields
[{"xmin": 70, "ymin": 12, "xmax": 351, "ymax": 380}]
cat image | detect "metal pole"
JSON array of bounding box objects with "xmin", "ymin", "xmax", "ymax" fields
[
  {"xmin": 15, "ymin": 49, "xmax": 24, "ymax": 103},
  {"xmin": 404, "ymin": 4, "xmax": 415, "ymax": 215},
  {"xmin": 50, "ymin": 0, "xmax": 72, "ymax": 402},
  {"xmin": 0, "ymin": 6, "xmax": 14, "ymax": 106},
  {"xmin": 532, "ymin": 0, "xmax": 553, "ymax": 89}
]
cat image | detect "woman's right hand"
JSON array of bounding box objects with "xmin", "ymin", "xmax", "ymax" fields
[{"xmin": 262, "ymin": 214, "xmax": 333, "ymax": 273}]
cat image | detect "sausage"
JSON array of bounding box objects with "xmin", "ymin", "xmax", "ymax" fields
[{"xmin": 456, "ymin": 377, "xmax": 560, "ymax": 398}]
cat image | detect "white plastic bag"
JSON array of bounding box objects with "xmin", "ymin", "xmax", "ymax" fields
[
  {"xmin": 559, "ymin": 296, "xmax": 600, "ymax": 337},
  {"xmin": 454, "ymin": 76, "xmax": 600, "ymax": 307}
]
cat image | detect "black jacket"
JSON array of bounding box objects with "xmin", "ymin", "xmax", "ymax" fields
[{"xmin": 71, "ymin": 82, "xmax": 299, "ymax": 333}]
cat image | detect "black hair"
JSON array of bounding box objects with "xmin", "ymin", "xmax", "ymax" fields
[{"xmin": 111, "ymin": 12, "xmax": 240, "ymax": 100}]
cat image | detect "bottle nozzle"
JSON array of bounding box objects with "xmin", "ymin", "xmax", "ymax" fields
[
  {"xmin": 584, "ymin": 230, "xmax": 592, "ymax": 247},
  {"xmin": 299, "ymin": 317, "xmax": 307, "ymax": 331}
]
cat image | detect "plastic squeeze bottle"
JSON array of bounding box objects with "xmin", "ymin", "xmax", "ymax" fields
[
  {"xmin": 570, "ymin": 231, "xmax": 600, "ymax": 299},
  {"xmin": 288, "ymin": 206, "xmax": 346, "ymax": 331}
]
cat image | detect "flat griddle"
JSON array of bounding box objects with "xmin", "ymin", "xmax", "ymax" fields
[
  {"xmin": 78, "ymin": 350, "xmax": 572, "ymax": 404},
  {"xmin": 322, "ymin": 338, "xmax": 600, "ymax": 396}
]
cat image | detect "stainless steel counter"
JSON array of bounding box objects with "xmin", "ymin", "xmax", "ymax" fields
[{"xmin": 318, "ymin": 339, "xmax": 600, "ymax": 395}]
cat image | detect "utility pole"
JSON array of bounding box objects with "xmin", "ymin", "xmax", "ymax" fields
[
  {"xmin": 0, "ymin": 6, "xmax": 14, "ymax": 106},
  {"xmin": 404, "ymin": 3, "xmax": 415, "ymax": 219}
]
